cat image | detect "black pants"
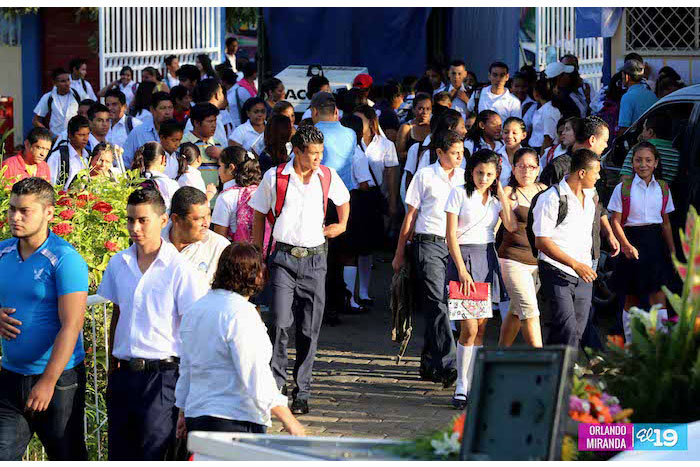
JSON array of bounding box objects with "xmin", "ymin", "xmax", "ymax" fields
[
  {"xmin": 325, "ymin": 200, "xmax": 346, "ymax": 314},
  {"xmin": 268, "ymin": 249, "xmax": 327, "ymax": 400},
  {"xmin": 413, "ymin": 239, "xmax": 456, "ymax": 373},
  {"xmin": 0, "ymin": 363, "xmax": 87, "ymax": 461},
  {"xmin": 107, "ymin": 367, "xmax": 179, "ymax": 461},
  {"xmin": 539, "ymin": 261, "xmax": 593, "ymax": 347},
  {"xmin": 186, "ymin": 416, "xmax": 266, "ymax": 434}
]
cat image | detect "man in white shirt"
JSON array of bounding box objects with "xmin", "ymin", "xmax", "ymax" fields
[
  {"xmin": 435, "ymin": 60, "xmax": 470, "ymax": 121},
  {"xmin": 97, "ymin": 188, "xmax": 207, "ymax": 461},
  {"xmin": 532, "ymin": 149, "xmax": 600, "ymax": 348},
  {"xmin": 225, "ymin": 37, "xmax": 239, "ymax": 72},
  {"xmin": 162, "ymin": 187, "xmax": 229, "ymax": 288},
  {"xmin": 392, "ymin": 130, "xmax": 464, "ymax": 388},
  {"xmin": 511, "ymin": 72, "xmax": 537, "ymax": 137},
  {"xmin": 122, "ymin": 92, "xmax": 174, "ymax": 169},
  {"xmin": 85, "ymin": 103, "xmax": 112, "ymax": 152},
  {"xmin": 47, "ymin": 115, "xmax": 91, "ymax": 189},
  {"xmin": 164, "ymin": 55, "xmax": 180, "ymax": 89},
  {"xmin": 249, "ymin": 125, "xmax": 350, "ymax": 416},
  {"xmin": 468, "ymin": 61, "xmax": 521, "ymax": 122},
  {"xmin": 32, "ymin": 68, "xmax": 81, "ymax": 139},
  {"xmin": 185, "ymin": 79, "xmax": 234, "ymax": 147},
  {"xmin": 105, "ymin": 89, "xmax": 142, "ymax": 151},
  {"xmin": 68, "ymin": 58, "xmax": 97, "ymax": 101}
]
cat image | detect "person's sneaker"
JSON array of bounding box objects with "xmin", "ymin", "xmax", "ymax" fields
[
  {"xmin": 441, "ymin": 368, "xmax": 458, "ymax": 388},
  {"xmin": 451, "ymin": 394, "xmax": 468, "ymax": 410},
  {"xmin": 290, "ymin": 398, "xmax": 309, "ymax": 415}
]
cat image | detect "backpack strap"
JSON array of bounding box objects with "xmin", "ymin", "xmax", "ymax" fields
[
  {"xmin": 620, "ymin": 175, "xmax": 634, "ymax": 227},
  {"xmin": 266, "ymin": 163, "xmax": 290, "ymax": 225},
  {"xmin": 126, "ymin": 116, "xmax": 134, "ymax": 134},
  {"xmin": 522, "ymin": 101, "xmax": 535, "ymax": 118},
  {"xmin": 553, "ymin": 184, "xmax": 568, "ymax": 227},
  {"xmin": 57, "ymin": 145, "xmax": 71, "ymax": 188},
  {"xmin": 319, "ymin": 165, "xmax": 332, "ymax": 217},
  {"xmin": 415, "ymin": 139, "xmax": 429, "ymax": 173},
  {"xmin": 658, "ymin": 179, "xmax": 670, "ymax": 218}
]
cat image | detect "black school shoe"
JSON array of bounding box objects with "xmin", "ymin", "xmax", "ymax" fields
[
  {"xmin": 452, "ymin": 395, "xmax": 468, "ymax": 410},
  {"xmin": 441, "ymin": 368, "xmax": 458, "ymax": 388},
  {"xmin": 290, "ymin": 398, "xmax": 309, "ymax": 415}
]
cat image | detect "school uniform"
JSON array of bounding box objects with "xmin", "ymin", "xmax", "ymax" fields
[
  {"xmin": 145, "ymin": 170, "xmax": 181, "ymax": 212},
  {"xmin": 467, "ymin": 86, "xmax": 521, "ymax": 122},
  {"xmin": 134, "ymin": 109, "xmax": 154, "ymax": 126},
  {"xmin": 47, "ymin": 143, "xmax": 90, "ymax": 189},
  {"xmin": 33, "ymin": 88, "xmax": 80, "ymax": 137},
  {"xmin": 122, "ymin": 120, "xmax": 161, "ymax": 170},
  {"xmin": 532, "ymin": 178, "xmax": 596, "ymax": 347},
  {"xmin": 184, "ymin": 113, "xmax": 234, "ymax": 150},
  {"xmin": 496, "ymin": 145, "xmax": 517, "ymax": 188},
  {"xmin": 405, "ymin": 162, "xmax": 465, "ymax": 377},
  {"xmin": 180, "ymin": 131, "xmax": 223, "ymax": 189},
  {"xmin": 176, "ymin": 166, "xmax": 207, "ymax": 193},
  {"xmin": 211, "ymin": 180, "xmax": 242, "ymax": 237},
  {"xmin": 607, "ymin": 174, "xmax": 675, "ymax": 296},
  {"xmin": 119, "ymin": 81, "xmax": 138, "ymax": 108},
  {"xmin": 106, "ymin": 114, "xmax": 142, "ymax": 151},
  {"xmin": 464, "ymin": 137, "xmax": 505, "ymax": 158},
  {"xmin": 70, "ymin": 76, "xmax": 97, "ymax": 101},
  {"xmin": 230, "ymin": 120, "xmax": 265, "ymax": 155},
  {"xmin": 164, "ymin": 151, "xmax": 179, "ymax": 179},
  {"xmin": 248, "ymin": 160, "xmax": 350, "ymax": 401},
  {"xmin": 520, "ymin": 95, "xmax": 537, "ymax": 136},
  {"xmin": 529, "ymin": 101, "xmax": 562, "ymax": 150},
  {"xmin": 434, "ymin": 83, "xmax": 469, "ymax": 121},
  {"xmin": 540, "ymin": 143, "xmax": 568, "ymax": 170},
  {"xmin": 346, "ymin": 146, "xmax": 377, "ymax": 255},
  {"xmin": 228, "ymin": 84, "xmax": 254, "ymax": 128},
  {"xmin": 164, "ymin": 73, "xmax": 179, "ymax": 90}
]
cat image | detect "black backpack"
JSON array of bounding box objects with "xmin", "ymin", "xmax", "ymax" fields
[
  {"xmin": 55, "ymin": 144, "xmax": 72, "ymax": 188},
  {"xmin": 45, "ymin": 89, "xmax": 81, "ymax": 129}
]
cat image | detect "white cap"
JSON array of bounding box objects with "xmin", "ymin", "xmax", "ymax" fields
[{"xmin": 545, "ymin": 62, "xmax": 575, "ymax": 79}]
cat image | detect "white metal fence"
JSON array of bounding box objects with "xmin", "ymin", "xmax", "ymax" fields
[
  {"xmin": 98, "ymin": 7, "xmax": 222, "ymax": 90},
  {"xmin": 535, "ymin": 7, "xmax": 605, "ymax": 92}
]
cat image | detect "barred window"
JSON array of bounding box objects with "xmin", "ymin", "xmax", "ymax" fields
[{"xmin": 626, "ymin": 7, "xmax": 700, "ymax": 53}]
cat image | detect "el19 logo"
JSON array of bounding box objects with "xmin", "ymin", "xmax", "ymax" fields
[{"xmin": 633, "ymin": 424, "xmax": 688, "ymax": 451}]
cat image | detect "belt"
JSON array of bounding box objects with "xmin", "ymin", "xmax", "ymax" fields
[
  {"xmin": 116, "ymin": 357, "xmax": 180, "ymax": 372},
  {"xmin": 414, "ymin": 233, "xmax": 446, "ymax": 243},
  {"xmin": 276, "ymin": 242, "xmax": 327, "ymax": 258}
]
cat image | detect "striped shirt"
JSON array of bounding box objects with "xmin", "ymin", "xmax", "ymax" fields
[{"xmin": 619, "ymin": 138, "xmax": 680, "ymax": 183}]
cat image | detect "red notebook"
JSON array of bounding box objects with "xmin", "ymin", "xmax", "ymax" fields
[{"xmin": 448, "ymin": 281, "xmax": 490, "ymax": 301}]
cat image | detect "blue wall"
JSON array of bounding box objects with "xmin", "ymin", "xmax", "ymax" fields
[{"xmin": 21, "ymin": 13, "xmax": 42, "ymax": 140}]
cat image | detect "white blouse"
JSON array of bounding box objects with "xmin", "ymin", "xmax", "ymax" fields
[
  {"xmin": 177, "ymin": 167, "xmax": 207, "ymax": 193},
  {"xmin": 211, "ymin": 180, "xmax": 241, "ymax": 234},
  {"xmin": 529, "ymin": 101, "xmax": 561, "ymax": 148},
  {"xmin": 444, "ymin": 186, "xmax": 502, "ymax": 244},
  {"xmin": 607, "ymin": 174, "xmax": 675, "ymax": 226},
  {"xmin": 231, "ymin": 120, "xmax": 265, "ymax": 155}
]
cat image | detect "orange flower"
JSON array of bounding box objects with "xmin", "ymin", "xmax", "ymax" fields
[
  {"xmin": 694, "ymin": 317, "xmax": 700, "ymax": 334},
  {"xmin": 607, "ymin": 334, "xmax": 625, "ymax": 349},
  {"xmin": 452, "ymin": 413, "xmax": 466, "ymax": 441}
]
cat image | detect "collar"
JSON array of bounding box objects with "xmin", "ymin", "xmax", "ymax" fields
[
  {"xmin": 488, "ymin": 86, "xmax": 509, "ymax": 97},
  {"xmin": 115, "ymin": 114, "xmax": 129, "ymax": 128},
  {"xmin": 361, "ymin": 133, "xmax": 382, "ymax": 151},
  {"xmin": 430, "ymin": 161, "xmax": 453, "ymax": 181},
  {"xmin": 448, "ymin": 83, "xmax": 466, "ymax": 93},
  {"xmin": 523, "ymin": 95, "xmax": 536, "ymax": 105},
  {"xmin": 633, "ymin": 173, "xmax": 657, "ymax": 187},
  {"xmin": 122, "ymin": 239, "xmax": 179, "ymax": 271},
  {"xmin": 281, "ymin": 159, "xmax": 326, "ymax": 179},
  {"xmin": 162, "ymin": 222, "xmax": 209, "ymax": 248},
  {"xmin": 149, "ymin": 169, "xmax": 167, "ymax": 178},
  {"xmin": 222, "ymin": 179, "xmax": 237, "ymax": 190},
  {"xmin": 560, "ymin": 177, "xmax": 594, "ymax": 199},
  {"xmin": 188, "ymin": 130, "xmax": 217, "ymax": 145},
  {"xmin": 68, "ymin": 143, "xmax": 89, "ymax": 161}
]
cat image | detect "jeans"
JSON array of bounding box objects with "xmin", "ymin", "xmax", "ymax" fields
[{"xmin": 0, "ymin": 363, "xmax": 87, "ymax": 461}]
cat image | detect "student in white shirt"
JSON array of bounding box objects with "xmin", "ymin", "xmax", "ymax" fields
[
  {"xmin": 175, "ymin": 243, "xmax": 304, "ymax": 438},
  {"xmin": 97, "ymin": 66, "xmax": 138, "ymax": 108},
  {"xmin": 132, "ymin": 142, "xmax": 182, "ymax": 212},
  {"xmin": 445, "ymin": 148, "xmax": 517, "ymax": 410},
  {"xmin": 185, "ymin": 79, "xmax": 234, "ymax": 146},
  {"xmin": 532, "ymin": 149, "xmax": 600, "ymax": 348},
  {"xmin": 248, "ymin": 126, "xmax": 350, "ymax": 415},
  {"xmin": 497, "ymin": 117, "xmax": 528, "ymax": 187},
  {"xmin": 33, "ymin": 68, "xmax": 80, "ymax": 138},
  {"xmin": 130, "ymin": 81, "xmax": 157, "ymax": 125},
  {"xmin": 607, "ymin": 142, "xmax": 675, "ymax": 343},
  {"xmin": 414, "ymin": 109, "xmax": 468, "ymax": 176},
  {"xmin": 47, "ymin": 115, "xmax": 91, "ymax": 189},
  {"xmin": 159, "ymin": 120, "xmax": 185, "ymax": 179},
  {"xmin": 231, "ymin": 97, "xmax": 266, "ymax": 156},
  {"xmin": 162, "ymin": 186, "xmax": 230, "ymax": 288},
  {"xmin": 393, "ymin": 129, "xmax": 466, "ymax": 389},
  {"xmin": 97, "ymin": 188, "xmax": 207, "ymax": 461},
  {"xmin": 105, "ymin": 89, "xmax": 142, "ymax": 154},
  {"xmin": 86, "ymin": 103, "xmax": 112, "ymax": 152},
  {"xmin": 164, "ymin": 55, "xmax": 180, "ymax": 89},
  {"xmin": 467, "ymin": 62, "xmax": 521, "ymax": 122},
  {"xmin": 511, "ymin": 72, "xmax": 537, "ymax": 138},
  {"xmin": 68, "ymin": 58, "xmax": 97, "ymax": 101},
  {"xmin": 540, "ymin": 116, "xmax": 575, "ymax": 169},
  {"xmin": 434, "ymin": 60, "xmax": 470, "ymax": 121},
  {"xmin": 464, "ymin": 110, "xmax": 504, "ymax": 156},
  {"xmin": 529, "ymin": 78, "xmax": 563, "ymax": 153},
  {"xmin": 174, "ymin": 142, "xmax": 209, "ymax": 195}
]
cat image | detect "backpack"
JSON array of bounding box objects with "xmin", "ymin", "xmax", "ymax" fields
[
  {"xmin": 125, "ymin": 116, "xmax": 134, "ymax": 134},
  {"xmin": 525, "ymin": 184, "xmax": 599, "ymax": 258},
  {"xmin": 522, "ymin": 100, "xmax": 536, "ymax": 118},
  {"xmin": 45, "ymin": 89, "xmax": 81, "ymax": 129},
  {"xmin": 620, "ymin": 175, "xmax": 670, "ymax": 227},
  {"xmin": 230, "ymin": 185, "xmax": 272, "ymax": 247},
  {"xmin": 415, "ymin": 138, "xmax": 430, "ymax": 171},
  {"xmin": 265, "ymin": 163, "xmax": 332, "ymax": 226}
]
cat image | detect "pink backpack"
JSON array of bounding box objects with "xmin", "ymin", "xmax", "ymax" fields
[{"xmin": 223, "ymin": 184, "xmax": 272, "ymax": 251}]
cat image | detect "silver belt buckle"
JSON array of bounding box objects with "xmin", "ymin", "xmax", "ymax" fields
[{"xmin": 290, "ymin": 247, "xmax": 308, "ymax": 258}]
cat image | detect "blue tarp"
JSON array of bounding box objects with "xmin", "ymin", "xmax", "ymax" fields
[
  {"xmin": 575, "ymin": 7, "xmax": 623, "ymax": 38},
  {"xmin": 262, "ymin": 8, "xmax": 432, "ymax": 84}
]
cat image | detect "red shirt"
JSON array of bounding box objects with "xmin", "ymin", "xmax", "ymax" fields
[{"xmin": 2, "ymin": 154, "xmax": 52, "ymax": 184}]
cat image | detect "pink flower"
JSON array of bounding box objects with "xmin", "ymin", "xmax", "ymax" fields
[
  {"xmin": 52, "ymin": 223, "xmax": 73, "ymax": 236},
  {"xmin": 103, "ymin": 213, "xmax": 119, "ymax": 222},
  {"xmin": 59, "ymin": 209, "xmax": 75, "ymax": 220},
  {"xmin": 104, "ymin": 241, "xmax": 119, "ymax": 252}
]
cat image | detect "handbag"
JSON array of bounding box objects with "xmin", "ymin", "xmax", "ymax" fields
[{"xmin": 447, "ymin": 281, "xmax": 492, "ymax": 320}]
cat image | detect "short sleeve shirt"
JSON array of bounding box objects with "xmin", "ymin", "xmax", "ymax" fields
[
  {"xmin": 444, "ymin": 186, "xmax": 502, "ymax": 244},
  {"xmin": 211, "ymin": 180, "xmax": 241, "ymax": 233},
  {"xmin": 0, "ymin": 232, "xmax": 88, "ymax": 375},
  {"xmin": 607, "ymin": 174, "xmax": 674, "ymax": 225},
  {"xmin": 618, "ymin": 83, "xmax": 658, "ymax": 128},
  {"xmin": 362, "ymin": 134, "xmax": 399, "ymax": 186},
  {"xmin": 405, "ymin": 162, "xmax": 465, "ymax": 237}
]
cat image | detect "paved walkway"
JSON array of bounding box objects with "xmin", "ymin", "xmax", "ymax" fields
[{"xmin": 268, "ymin": 251, "xmax": 502, "ymax": 439}]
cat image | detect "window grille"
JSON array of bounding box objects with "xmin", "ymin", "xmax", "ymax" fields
[{"xmin": 626, "ymin": 7, "xmax": 700, "ymax": 53}]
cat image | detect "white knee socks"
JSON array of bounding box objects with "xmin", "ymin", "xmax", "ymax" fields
[
  {"xmin": 343, "ymin": 266, "xmax": 360, "ymax": 308},
  {"xmin": 358, "ymin": 255, "xmax": 372, "ymax": 301},
  {"xmin": 455, "ymin": 343, "xmax": 482, "ymax": 398}
]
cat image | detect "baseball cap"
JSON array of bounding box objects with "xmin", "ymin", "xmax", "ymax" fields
[
  {"xmin": 310, "ymin": 91, "xmax": 336, "ymax": 109},
  {"xmin": 545, "ymin": 62, "xmax": 575, "ymax": 79},
  {"xmin": 622, "ymin": 59, "xmax": 645, "ymax": 79},
  {"xmin": 353, "ymin": 73, "xmax": 373, "ymax": 89}
]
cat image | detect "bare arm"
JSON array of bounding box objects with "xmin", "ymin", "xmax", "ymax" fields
[
  {"xmin": 32, "ymin": 114, "xmax": 48, "ymax": 130},
  {"xmin": 324, "ymin": 202, "xmax": 349, "ymax": 238},
  {"xmin": 600, "ymin": 213, "xmax": 620, "ymax": 256},
  {"xmin": 396, "ymin": 124, "xmax": 411, "ymax": 163},
  {"xmin": 535, "ymin": 237, "xmax": 596, "ymax": 283},
  {"xmin": 610, "ymin": 211, "xmax": 635, "ymax": 259},
  {"xmin": 661, "ymin": 213, "xmax": 676, "ymax": 258},
  {"xmin": 392, "ymin": 204, "xmax": 418, "ymax": 273},
  {"xmin": 384, "ymin": 129, "xmax": 398, "ymax": 143},
  {"xmin": 97, "ymin": 79, "xmax": 119, "ymax": 98},
  {"xmin": 212, "ymin": 224, "xmax": 229, "ymax": 237},
  {"xmin": 26, "ymin": 291, "xmax": 87, "ymax": 412},
  {"xmin": 497, "ymin": 184, "xmax": 518, "ymax": 233},
  {"xmin": 252, "ymin": 210, "xmax": 266, "ymax": 250},
  {"xmin": 271, "ymin": 405, "xmax": 305, "ymax": 436},
  {"xmin": 447, "ymin": 212, "xmax": 475, "ymax": 294}
]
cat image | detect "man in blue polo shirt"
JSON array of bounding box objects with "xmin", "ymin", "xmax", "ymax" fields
[
  {"xmin": 311, "ymin": 92, "xmax": 357, "ymax": 324},
  {"xmin": 618, "ymin": 59, "xmax": 658, "ymax": 134},
  {"xmin": 0, "ymin": 177, "xmax": 89, "ymax": 460}
]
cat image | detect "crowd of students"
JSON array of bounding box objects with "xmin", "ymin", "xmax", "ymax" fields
[{"xmin": 0, "ymin": 47, "xmax": 683, "ymax": 460}]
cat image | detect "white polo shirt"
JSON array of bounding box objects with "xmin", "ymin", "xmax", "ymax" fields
[
  {"xmin": 248, "ymin": 160, "xmax": 351, "ymax": 248},
  {"xmin": 532, "ymin": 178, "xmax": 596, "ymax": 277},
  {"xmin": 405, "ymin": 161, "xmax": 465, "ymax": 237},
  {"xmin": 230, "ymin": 120, "xmax": 265, "ymax": 155},
  {"xmin": 467, "ymin": 86, "xmax": 521, "ymax": 122},
  {"xmin": 107, "ymin": 114, "xmax": 143, "ymax": 150},
  {"xmin": 351, "ymin": 146, "xmax": 372, "ymax": 190},
  {"xmin": 497, "ymin": 145, "xmax": 518, "ymax": 188},
  {"xmin": 211, "ymin": 180, "xmax": 242, "ymax": 234},
  {"xmin": 47, "ymin": 143, "xmax": 90, "ymax": 189},
  {"xmin": 444, "ymin": 186, "xmax": 502, "ymax": 244},
  {"xmin": 33, "ymin": 88, "xmax": 80, "ymax": 137},
  {"xmin": 361, "ymin": 134, "xmax": 399, "ymax": 187},
  {"xmin": 529, "ymin": 101, "xmax": 562, "ymax": 148},
  {"xmin": 97, "ymin": 241, "xmax": 208, "ymax": 360},
  {"xmin": 161, "ymin": 223, "xmax": 230, "ymax": 288},
  {"xmin": 607, "ymin": 174, "xmax": 675, "ymax": 226}
]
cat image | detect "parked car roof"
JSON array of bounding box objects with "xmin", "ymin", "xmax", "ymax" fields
[{"xmin": 655, "ymin": 83, "xmax": 700, "ymax": 104}]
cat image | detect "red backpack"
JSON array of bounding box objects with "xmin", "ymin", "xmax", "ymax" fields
[
  {"xmin": 265, "ymin": 163, "xmax": 332, "ymax": 226},
  {"xmin": 620, "ymin": 175, "xmax": 670, "ymax": 227}
]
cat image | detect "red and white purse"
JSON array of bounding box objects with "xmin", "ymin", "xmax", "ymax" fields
[{"xmin": 447, "ymin": 281, "xmax": 492, "ymax": 320}]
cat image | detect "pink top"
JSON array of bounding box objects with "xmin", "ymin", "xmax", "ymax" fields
[
  {"xmin": 239, "ymin": 78, "xmax": 258, "ymax": 98},
  {"xmin": 2, "ymin": 154, "xmax": 51, "ymax": 184}
]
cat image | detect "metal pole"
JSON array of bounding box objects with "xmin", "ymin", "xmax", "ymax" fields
[
  {"xmin": 99, "ymin": 8, "xmax": 105, "ymax": 92},
  {"xmin": 257, "ymin": 7, "xmax": 265, "ymax": 80}
]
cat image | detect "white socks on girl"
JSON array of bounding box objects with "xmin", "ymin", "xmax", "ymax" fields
[
  {"xmin": 455, "ymin": 343, "xmax": 482, "ymax": 399},
  {"xmin": 343, "ymin": 266, "xmax": 361, "ymax": 308}
]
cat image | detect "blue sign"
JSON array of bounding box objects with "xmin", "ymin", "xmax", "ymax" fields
[{"xmin": 633, "ymin": 424, "xmax": 688, "ymax": 451}]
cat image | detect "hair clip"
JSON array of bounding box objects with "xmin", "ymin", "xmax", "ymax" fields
[{"xmin": 246, "ymin": 151, "xmax": 256, "ymax": 160}]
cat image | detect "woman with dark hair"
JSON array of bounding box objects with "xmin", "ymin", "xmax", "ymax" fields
[
  {"xmin": 175, "ymin": 242, "xmax": 305, "ymax": 438},
  {"xmin": 594, "ymin": 71, "xmax": 625, "ymax": 139},
  {"xmin": 229, "ymin": 62, "xmax": 259, "ymax": 127},
  {"xmin": 529, "ymin": 77, "xmax": 563, "ymax": 153},
  {"xmin": 211, "ymin": 146, "xmax": 270, "ymax": 247},
  {"xmin": 142, "ymin": 66, "xmax": 169, "ymax": 92},
  {"xmin": 497, "ymin": 147, "xmax": 546, "ymax": 348},
  {"xmin": 271, "ymin": 100, "xmax": 296, "ymax": 128},
  {"xmin": 98, "ymin": 65, "xmax": 138, "ymax": 107},
  {"xmin": 258, "ymin": 114, "xmax": 293, "ymax": 174},
  {"xmin": 231, "ymin": 97, "xmax": 267, "ymax": 155},
  {"xmin": 130, "ymin": 81, "xmax": 157, "ymax": 122},
  {"xmin": 175, "ymin": 142, "xmax": 210, "ymax": 198},
  {"xmin": 464, "ymin": 110, "xmax": 503, "ymax": 155},
  {"xmin": 196, "ymin": 54, "xmax": 217, "ymax": 80},
  {"xmin": 497, "ymin": 117, "xmax": 528, "ymax": 187},
  {"xmin": 131, "ymin": 141, "xmax": 181, "ymax": 210},
  {"xmin": 88, "ymin": 143, "xmax": 118, "ymax": 180},
  {"xmin": 396, "ymin": 92, "xmax": 432, "ymax": 164},
  {"xmin": 170, "ymin": 85, "xmax": 192, "ymax": 123},
  {"xmin": 445, "ymin": 148, "xmax": 516, "ymax": 409},
  {"xmin": 261, "ymin": 78, "xmax": 285, "ymax": 117}
]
